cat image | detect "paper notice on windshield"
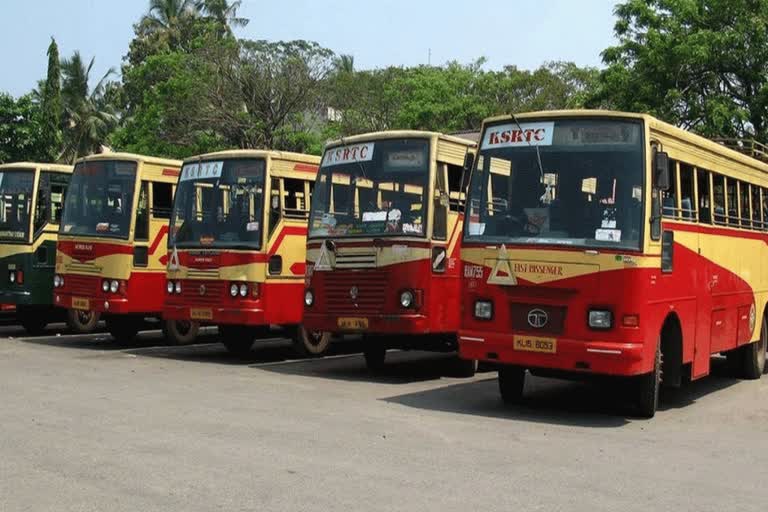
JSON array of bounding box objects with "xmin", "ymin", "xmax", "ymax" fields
[
  {"xmin": 595, "ymin": 229, "xmax": 622, "ymax": 242},
  {"xmin": 181, "ymin": 161, "xmax": 224, "ymax": 182},
  {"xmin": 322, "ymin": 143, "xmax": 375, "ymax": 167},
  {"xmin": 362, "ymin": 211, "xmax": 387, "ymax": 222},
  {"xmin": 482, "ymin": 122, "xmax": 554, "ymax": 149}
]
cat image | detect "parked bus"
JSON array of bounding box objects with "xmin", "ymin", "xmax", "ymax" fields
[
  {"xmin": 163, "ymin": 150, "xmax": 322, "ymax": 353},
  {"xmin": 303, "ymin": 131, "xmax": 477, "ymax": 373},
  {"xmin": 54, "ymin": 153, "xmax": 182, "ymax": 340},
  {"xmin": 0, "ymin": 162, "xmax": 72, "ymax": 333},
  {"xmin": 459, "ymin": 110, "xmax": 768, "ymax": 417}
]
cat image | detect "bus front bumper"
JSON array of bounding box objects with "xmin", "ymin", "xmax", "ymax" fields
[
  {"xmin": 163, "ymin": 304, "xmax": 267, "ymax": 326},
  {"xmin": 303, "ymin": 311, "xmax": 433, "ymax": 336},
  {"xmin": 54, "ymin": 293, "xmax": 142, "ymax": 315},
  {"xmin": 0, "ymin": 289, "xmax": 34, "ymax": 306},
  {"xmin": 458, "ymin": 330, "xmax": 649, "ymax": 377}
]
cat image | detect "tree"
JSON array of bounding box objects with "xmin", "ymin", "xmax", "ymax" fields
[
  {"xmin": 40, "ymin": 37, "xmax": 63, "ymax": 162},
  {"xmin": 197, "ymin": 0, "xmax": 248, "ymax": 31},
  {"xmin": 60, "ymin": 52, "xmax": 119, "ymax": 162},
  {"xmin": 334, "ymin": 54, "xmax": 354, "ymax": 74},
  {"xmin": 0, "ymin": 93, "xmax": 45, "ymax": 163},
  {"xmin": 590, "ymin": 0, "xmax": 768, "ymax": 142},
  {"xmin": 142, "ymin": 0, "xmax": 198, "ymax": 31}
]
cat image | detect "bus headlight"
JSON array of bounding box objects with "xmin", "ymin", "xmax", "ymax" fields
[
  {"xmin": 110, "ymin": 280, "xmax": 120, "ymax": 294},
  {"xmin": 167, "ymin": 281, "xmax": 174, "ymax": 294},
  {"xmin": 474, "ymin": 300, "xmax": 493, "ymax": 320},
  {"xmin": 239, "ymin": 284, "xmax": 248, "ymax": 297},
  {"xmin": 102, "ymin": 280, "xmax": 110, "ymax": 292},
  {"xmin": 230, "ymin": 283, "xmax": 239, "ymax": 297},
  {"xmin": 588, "ymin": 310, "xmax": 613, "ymax": 330},
  {"xmin": 400, "ymin": 290, "xmax": 414, "ymax": 309},
  {"xmin": 9, "ymin": 272, "xmax": 15, "ymax": 284},
  {"xmin": 54, "ymin": 275, "xmax": 62, "ymax": 288},
  {"xmin": 304, "ymin": 290, "xmax": 314, "ymax": 307},
  {"xmin": 174, "ymin": 281, "xmax": 182, "ymax": 294}
]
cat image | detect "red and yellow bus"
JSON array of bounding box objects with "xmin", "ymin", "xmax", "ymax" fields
[
  {"xmin": 459, "ymin": 110, "xmax": 768, "ymax": 417},
  {"xmin": 163, "ymin": 150, "xmax": 322, "ymax": 354},
  {"xmin": 303, "ymin": 131, "xmax": 477, "ymax": 372},
  {"xmin": 54, "ymin": 153, "xmax": 181, "ymax": 340}
]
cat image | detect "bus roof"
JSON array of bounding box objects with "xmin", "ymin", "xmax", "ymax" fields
[
  {"xmin": 483, "ymin": 109, "xmax": 768, "ymax": 174},
  {"xmin": 182, "ymin": 149, "xmax": 320, "ymax": 166},
  {"xmin": 74, "ymin": 152, "xmax": 182, "ymax": 168},
  {"xmin": 325, "ymin": 130, "xmax": 478, "ymax": 149},
  {"xmin": 0, "ymin": 162, "xmax": 73, "ymax": 173}
]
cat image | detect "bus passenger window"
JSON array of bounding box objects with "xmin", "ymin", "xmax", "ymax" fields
[
  {"xmin": 152, "ymin": 182, "xmax": 173, "ymax": 220},
  {"xmin": 752, "ymin": 185, "xmax": 763, "ymax": 229},
  {"xmin": 269, "ymin": 178, "xmax": 281, "ymax": 236},
  {"xmin": 726, "ymin": 178, "xmax": 738, "ymax": 226},
  {"xmin": 33, "ymin": 173, "xmax": 51, "ymax": 234},
  {"xmin": 740, "ymin": 182, "xmax": 751, "ymax": 228},
  {"xmin": 712, "ymin": 175, "xmax": 726, "ymax": 225},
  {"xmin": 447, "ymin": 163, "xmax": 465, "ymax": 213},
  {"xmin": 283, "ymin": 178, "xmax": 308, "ymax": 219},
  {"xmin": 433, "ymin": 164, "xmax": 448, "ymax": 240},
  {"xmin": 135, "ymin": 181, "xmax": 149, "ymax": 241},
  {"xmin": 679, "ymin": 164, "xmax": 695, "ymax": 220},
  {"xmin": 697, "ymin": 169, "xmax": 711, "ymax": 224},
  {"xmin": 662, "ymin": 161, "xmax": 678, "ymax": 218}
]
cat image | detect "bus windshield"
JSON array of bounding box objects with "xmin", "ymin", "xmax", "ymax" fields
[
  {"xmin": 170, "ymin": 159, "xmax": 266, "ymax": 250},
  {"xmin": 309, "ymin": 138, "xmax": 430, "ymax": 238},
  {"xmin": 0, "ymin": 169, "xmax": 35, "ymax": 242},
  {"xmin": 465, "ymin": 118, "xmax": 645, "ymax": 250},
  {"xmin": 61, "ymin": 160, "xmax": 138, "ymax": 239}
]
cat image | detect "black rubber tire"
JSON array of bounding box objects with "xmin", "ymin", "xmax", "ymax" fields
[
  {"xmin": 452, "ymin": 357, "xmax": 478, "ymax": 378},
  {"xmin": 66, "ymin": 308, "xmax": 99, "ymax": 334},
  {"xmin": 292, "ymin": 326, "xmax": 332, "ymax": 357},
  {"xmin": 740, "ymin": 315, "xmax": 767, "ymax": 380},
  {"xmin": 218, "ymin": 325, "xmax": 255, "ymax": 357},
  {"xmin": 106, "ymin": 316, "xmax": 140, "ymax": 343},
  {"xmin": 163, "ymin": 319, "xmax": 200, "ymax": 346},
  {"xmin": 498, "ymin": 366, "xmax": 526, "ymax": 405},
  {"xmin": 636, "ymin": 342, "xmax": 662, "ymax": 418},
  {"xmin": 17, "ymin": 307, "xmax": 48, "ymax": 335},
  {"xmin": 363, "ymin": 342, "xmax": 387, "ymax": 372}
]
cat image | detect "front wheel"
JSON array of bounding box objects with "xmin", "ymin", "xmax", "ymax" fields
[
  {"xmin": 17, "ymin": 307, "xmax": 48, "ymax": 335},
  {"xmin": 163, "ymin": 319, "xmax": 200, "ymax": 346},
  {"xmin": 636, "ymin": 342, "xmax": 662, "ymax": 418},
  {"xmin": 452, "ymin": 357, "xmax": 478, "ymax": 378},
  {"xmin": 498, "ymin": 366, "xmax": 526, "ymax": 405},
  {"xmin": 737, "ymin": 314, "xmax": 767, "ymax": 380},
  {"xmin": 66, "ymin": 308, "xmax": 100, "ymax": 334},
  {"xmin": 292, "ymin": 326, "xmax": 332, "ymax": 357},
  {"xmin": 106, "ymin": 316, "xmax": 140, "ymax": 343},
  {"xmin": 218, "ymin": 325, "xmax": 255, "ymax": 357}
]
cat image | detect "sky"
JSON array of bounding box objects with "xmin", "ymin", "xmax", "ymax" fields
[{"xmin": 0, "ymin": 0, "xmax": 620, "ymax": 97}]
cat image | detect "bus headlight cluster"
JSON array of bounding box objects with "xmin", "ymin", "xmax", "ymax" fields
[
  {"xmin": 8, "ymin": 269, "xmax": 23, "ymax": 284},
  {"xmin": 167, "ymin": 280, "xmax": 182, "ymax": 294},
  {"xmin": 304, "ymin": 290, "xmax": 314, "ymax": 307},
  {"xmin": 399, "ymin": 290, "xmax": 415, "ymax": 309},
  {"xmin": 474, "ymin": 300, "xmax": 493, "ymax": 320},
  {"xmin": 102, "ymin": 279, "xmax": 121, "ymax": 294},
  {"xmin": 54, "ymin": 275, "xmax": 65, "ymax": 288},
  {"xmin": 588, "ymin": 310, "xmax": 613, "ymax": 330},
  {"xmin": 230, "ymin": 282, "xmax": 249, "ymax": 298}
]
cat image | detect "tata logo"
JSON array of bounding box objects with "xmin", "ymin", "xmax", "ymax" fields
[
  {"xmin": 75, "ymin": 244, "xmax": 93, "ymax": 252},
  {"xmin": 199, "ymin": 284, "xmax": 207, "ymax": 296},
  {"xmin": 350, "ymin": 286, "xmax": 359, "ymax": 301},
  {"xmin": 527, "ymin": 309, "xmax": 549, "ymax": 329}
]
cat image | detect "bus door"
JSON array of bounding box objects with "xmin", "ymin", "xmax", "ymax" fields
[
  {"xmin": 689, "ymin": 166, "xmax": 711, "ymax": 378},
  {"xmin": 430, "ymin": 162, "xmax": 454, "ymax": 329}
]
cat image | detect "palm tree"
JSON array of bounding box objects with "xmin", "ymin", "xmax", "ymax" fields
[
  {"xmin": 197, "ymin": 0, "xmax": 248, "ymax": 29},
  {"xmin": 60, "ymin": 52, "xmax": 119, "ymax": 162},
  {"xmin": 142, "ymin": 0, "xmax": 198, "ymax": 31},
  {"xmin": 335, "ymin": 54, "xmax": 355, "ymax": 74}
]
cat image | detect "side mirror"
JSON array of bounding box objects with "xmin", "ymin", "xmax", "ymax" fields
[
  {"xmin": 460, "ymin": 152, "xmax": 476, "ymax": 192},
  {"xmin": 653, "ymin": 150, "xmax": 671, "ymax": 191}
]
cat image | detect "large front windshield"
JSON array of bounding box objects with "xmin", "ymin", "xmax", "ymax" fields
[
  {"xmin": 0, "ymin": 169, "xmax": 34, "ymax": 242},
  {"xmin": 465, "ymin": 119, "xmax": 645, "ymax": 250},
  {"xmin": 170, "ymin": 159, "xmax": 266, "ymax": 249},
  {"xmin": 61, "ymin": 160, "xmax": 138, "ymax": 239},
  {"xmin": 309, "ymin": 139, "xmax": 430, "ymax": 238}
]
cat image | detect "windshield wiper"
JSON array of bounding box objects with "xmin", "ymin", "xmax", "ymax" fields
[{"xmin": 509, "ymin": 113, "xmax": 551, "ymax": 205}]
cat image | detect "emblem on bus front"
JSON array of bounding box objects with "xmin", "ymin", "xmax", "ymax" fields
[
  {"xmin": 527, "ymin": 309, "xmax": 549, "ymax": 329},
  {"xmin": 199, "ymin": 284, "xmax": 206, "ymax": 296},
  {"xmin": 350, "ymin": 286, "xmax": 359, "ymax": 301}
]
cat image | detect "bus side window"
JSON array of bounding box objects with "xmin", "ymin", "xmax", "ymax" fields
[
  {"xmin": 49, "ymin": 174, "xmax": 68, "ymax": 224},
  {"xmin": 283, "ymin": 178, "xmax": 308, "ymax": 219},
  {"xmin": 662, "ymin": 161, "xmax": 678, "ymax": 218},
  {"xmin": 152, "ymin": 182, "xmax": 173, "ymax": 220},
  {"xmin": 135, "ymin": 181, "xmax": 150, "ymax": 241},
  {"xmin": 712, "ymin": 174, "xmax": 726, "ymax": 225},
  {"xmin": 697, "ymin": 169, "xmax": 711, "ymax": 224},
  {"xmin": 752, "ymin": 184, "xmax": 763, "ymax": 230},
  {"xmin": 739, "ymin": 181, "xmax": 751, "ymax": 228},
  {"xmin": 447, "ymin": 163, "xmax": 465, "ymax": 213},
  {"xmin": 269, "ymin": 178, "xmax": 281, "ymax": 236},
  {"xmin": 433, "ymin": 163, "xmax": 448, "ymax": 240},
  {"xmin": 679, "ymin": 163, "xmax": 695, "ymax": 220},
  {"xmin": 726, "ymin": 177, "xmax": 738, "ymax": 227},
  {"xmin": 33, "ymin": 173, "xmax": 51, "ymax": 234}
]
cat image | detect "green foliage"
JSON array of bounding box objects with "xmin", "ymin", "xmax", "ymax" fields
[
  {"xmin": 40, "ymin": 37, "xmax": 63, "ymax": 162},
  {"xmin": 591, "ymin": 0, "xmax": 768, "ymax": 142},
  {"xmin": 0, "ymin": 93, "xmax": 46, "ymax": 163}
]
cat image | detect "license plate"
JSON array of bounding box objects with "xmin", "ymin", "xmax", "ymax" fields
[
  {"xmin": 337, "ymin": 317, "xmax": 369, "ymax": 330},
  {"xmin": 190, "ymin": 308, "xmax": 213, "ymax": 320},
  {"xmin": 513, "ymin": 335, "xmax": 557, "ymax": 354},
  {"xmin": 72, "ymin": 297, "xmax": 90, "ymax": 311}
]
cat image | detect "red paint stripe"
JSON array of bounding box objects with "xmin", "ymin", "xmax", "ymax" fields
[
  {"xmin": 57, "ymin": 240, "xmax": 133, "ymax": 261},
  {"xmin": 293, "ymin": 163, "xmax": 319, "ymax": 174},
  {"xmin": 269, "ymin": 226, "xmax": 308, "ymax": 256},
  {"xmin": 148, "ymin": 225, "xmax": 169, "ymax": 256},
  {"xmin": 163, "ymin": 168, "xmax": 180, "ymax": 177},
  {"xmin": 664, "ymin": 220, "xmax": 768, "ymax": 242}
]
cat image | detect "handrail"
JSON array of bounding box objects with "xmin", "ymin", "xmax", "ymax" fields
[{"xmin": 713, "ymin": 138, "xmax": 768, "ymax": 162}]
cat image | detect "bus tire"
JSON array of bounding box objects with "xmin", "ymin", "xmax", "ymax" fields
[
  {"xmin": 17, "ymin": 307, "xmax": 47, "ymax": 335},
  {"xmin": 740, "ymin": 315, "xmax": 767, "ymax": 380},
  {"xmin": 363, "ymin": 342, "xmax": 387, "ymax": 372},
  {"xmin": 163, "ymin": 319, "xmax": 199, "ymax": 346},
  {"xmin": 66, "ymin": 309, "xmax": 100, "ymax": 334},
  {"xmin": 498, "ymin": 366, "xmax": 525, "ymax": 405},
  {"xmin": 219, "ymin": 325, "xmax": 254, "ymax": 357},
  {"xmin": 452, "ymin": 357, "xmax": 478, "ymax": 378},
  {"xmin": 292, "ymin": 326, "xmax": 331, "ymax": 357},
  {"xmin": 106, "ymin": 316, "xmax": 140, "ymax": 343},
  {"xmin": 636, "ymin": 342, "xmax": 662, "ymax": 418}
]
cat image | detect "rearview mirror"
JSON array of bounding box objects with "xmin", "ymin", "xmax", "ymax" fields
[{"xmin": 653, "ymin": 150, "xmax": 671, "ymax": 191}]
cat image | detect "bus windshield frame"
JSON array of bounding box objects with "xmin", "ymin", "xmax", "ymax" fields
[
  {"xmin": 169, "ymin": 158, "xmax": 267, "ymax": 251},
  {"xmin": 60, "ymin": 160, "xmax": 139, "ymax": 240},
  {"xmin": 0, "ymin": 168, "xmax": 35, "ymax": 244},
  {"xmin": 464, "ymin": 117, "xmax": 646, "ymax": 251},
  {"xmin": 309, "ymin": 138, "xmax": 432, "ymax": 239}
]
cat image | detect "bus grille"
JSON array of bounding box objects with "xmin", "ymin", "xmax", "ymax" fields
[
  {"xmin": 179, "ymin": 280, "xmax": 224, "ymax": 306},
  {"xmin": 334, "ymin": 250, "xmax": 377, "ymax": 269},
  {"xmin": 325, "ymin": 270, "xmax": 389, "ymax": 315},
  {"xmin": 66, "ymin": 274, "xmax": 100, "ymax": 296}
]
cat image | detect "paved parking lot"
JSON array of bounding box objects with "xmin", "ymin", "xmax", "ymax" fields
[{"xmin": 1, "ymin": 324, "xmax": 767, "ymax": 512}]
